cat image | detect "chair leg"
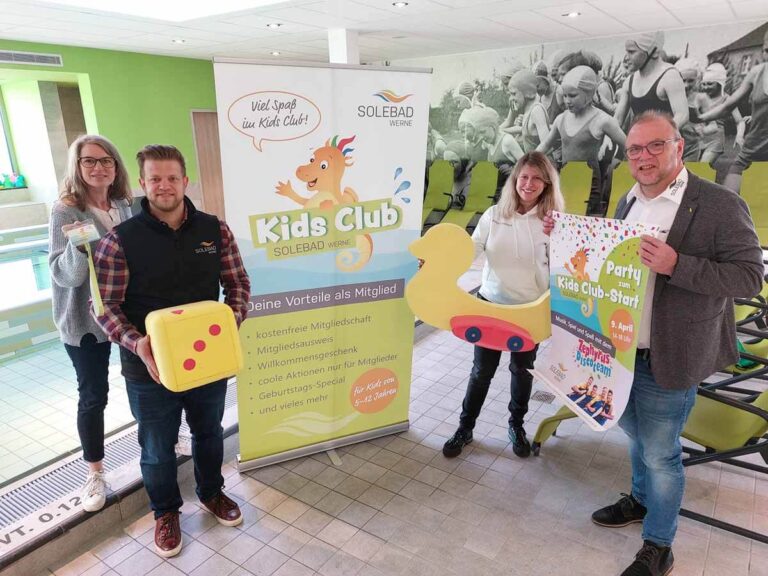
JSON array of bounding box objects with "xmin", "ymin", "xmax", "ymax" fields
[
  {"xmin": 680, "ymin": 508, "xmax": 768, "ymax": 544},
  {"xmin": 531, "ymin": 406, "xmax": 577, "ymax": 456}
]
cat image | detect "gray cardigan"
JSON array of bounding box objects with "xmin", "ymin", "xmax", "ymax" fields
[
  {"xmin": 48, "ymin": 199, "xmax": 135, "ymax": 346},
  {"xmin": 615, "ymin": 172, "xmax": 764, "ymax": 389}
]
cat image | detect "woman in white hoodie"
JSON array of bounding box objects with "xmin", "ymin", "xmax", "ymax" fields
[{"xmin": 442, "ymin": 151, "xmax": 564, "ymax": 459}]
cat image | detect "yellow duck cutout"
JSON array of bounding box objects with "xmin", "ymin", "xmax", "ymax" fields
[{"xmin": 407, "ymin": 223, "xmax": 551, "ymax": 352}]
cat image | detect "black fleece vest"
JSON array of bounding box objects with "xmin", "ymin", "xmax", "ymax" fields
[{"xmin": 116, "ymin": 197, "xmax": 222, "ymax": 380}]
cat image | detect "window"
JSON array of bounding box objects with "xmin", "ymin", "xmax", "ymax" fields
[
  {"xmin": 0, "ymin": 104, "xmax": 14, "ymax": 177},
  {"xmin": 739, "ymin": 54, "xmax": 752, "ymax": 76}
]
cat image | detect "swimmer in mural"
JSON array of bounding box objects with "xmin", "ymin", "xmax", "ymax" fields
[
  {"xmin": 453, "ymin": 80, "xmax": 483, "ymax": 110},
  {"xmin": 538, "ymin": 66, "xmax": 626, "ymax": 212},
  {"xmin": 696, "ymin": 63, "xmax": 746, "ymax": 165},
  {"xmin": 614, "ymin": 31, "xmax": 689, "ymax": 129},
  {"xmin": 499, "ymin": 59, "xmax": 526, "ymax": 134},
  {"xmin": 507, "ymin": 69, "xmax": 551, "ymax": 153},
  {"xmin": 675, "ymin": 58, "xmax": 705, "ymax": 162},
  {"xmin": 698, "ymin": 27, "xmax": 768, "ymax": 192},
  {"xmin": 275, "ymin": 135, "xmax": 373, "ymax": 272},
  {"xmin": 538, "ymin": 66, "xmax": 626, "ymax": 164},
  {"xmin": 534, "ymin": 60, "xmax": 564, "ymax": 125},
  {"xmin": 557, "ymin": 50, "xmax": 617, "ymax": 115}
]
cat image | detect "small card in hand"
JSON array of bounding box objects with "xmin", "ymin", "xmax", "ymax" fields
[{"xmin": 64, "ymin": 219, "xmax": 101, "ymax": 246}]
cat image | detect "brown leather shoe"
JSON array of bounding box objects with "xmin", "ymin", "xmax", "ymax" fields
[
  {"xmin": 154, "ymin": 511, "xmax": 182, "ymax": 558},
  {"xmin": 201, "ymin": 492, "xmax": 243, "ymax": 527}
]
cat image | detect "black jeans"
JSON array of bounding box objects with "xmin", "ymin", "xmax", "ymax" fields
[
  {"xmin": 459, "ymin": 343, "xmax": 539, "ymax": 430},
  {"xmin": 126, "ymin": 378, "xmax": 227, "ymax": 518},
  {"xmin": 64, "ymin": 333, "xmax": 112, "ymax": 463}
]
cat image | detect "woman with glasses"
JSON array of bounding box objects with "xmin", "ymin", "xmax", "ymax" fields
[
  {"xmin": 698, "ymin": 32, "xmax": 767, "ymax": 193},
  {"xmin": 49, "ymin": 135, "xmax": 133, "ymax": 511}
]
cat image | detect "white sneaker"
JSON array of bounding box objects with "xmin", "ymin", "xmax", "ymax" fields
[{"xmin": 81, "ymin": 471, "xmax": 107, "ymax": 512}]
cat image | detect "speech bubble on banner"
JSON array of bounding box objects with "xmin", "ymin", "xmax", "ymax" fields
[{"xmin": 227, "ymin": 91, "xmax": 322, "ymax": 152}]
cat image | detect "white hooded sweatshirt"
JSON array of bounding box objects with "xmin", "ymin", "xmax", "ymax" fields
[{"xmin": 471, "ymin": 205, "xmax": 550, "ymax": 305}]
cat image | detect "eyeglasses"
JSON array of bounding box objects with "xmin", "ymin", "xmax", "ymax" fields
[
  {"xmin": 79, "ymin": 156, "xmax": 116, "ymax": 169},
  {"xmin": 626, "ymin": 138, "xmax": 679, "ymax": 160}
]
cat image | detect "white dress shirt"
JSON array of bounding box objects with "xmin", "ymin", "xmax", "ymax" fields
[{"xmin": 624, "ymin": 167, "xmax": 687, "ymax": 349}]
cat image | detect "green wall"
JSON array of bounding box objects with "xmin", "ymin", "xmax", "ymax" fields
[{"xmin": 0, "ymin": 39, "xmax": 216, "ymax": 183}]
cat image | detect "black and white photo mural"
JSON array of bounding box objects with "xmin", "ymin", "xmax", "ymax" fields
[{"xmin": 395, "ymin": 20, "xmax": 768, "ymax": 203}]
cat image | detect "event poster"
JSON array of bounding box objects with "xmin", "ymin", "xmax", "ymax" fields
[
  {"xmin": 530, "ymin": 212, "xmax": 659, "ymax": 431},
  {"xmin": 213, "ymin": 60, "xmax": 431, "ymax": 467}
]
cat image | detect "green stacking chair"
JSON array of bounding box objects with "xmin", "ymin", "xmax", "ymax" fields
[
  {"xmin": 685, "ymin": 161, "xmax": 717, "ymax": 181},
  {"xmin": 730, "ymin": 283, "xmax": 768, "ymax": 376},
  {"xmin": 531, "ymin": 373, "xmax": 768, "ymax": 543},
  {"xmin": 678, "ymin": 386, "xmax": 768, "ymax": 543},
  {"xmin": 531, "ymin": 405, "xmax": 577, "ymax": 456},
  {"xmin": 559, "ymin": 162, "xmax": 592, "ymax": 216},
  {"xmin": 606, "ymin": 161, "xmax": 634, "ymax": 219},
  {"xmin": 422, "ymin": 160, "xmax": 454, "ymax": 226},
  {"xmin": 740, "ymin": 162, "xmax": 768, "ymax": 248},
  {"xmin": 441, "ymin": 161, "xmax": 498, "ymax": 230}
]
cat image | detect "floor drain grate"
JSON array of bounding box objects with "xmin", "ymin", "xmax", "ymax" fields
[
  {"xmin": 0, "ymin": 431, "xmax": 141, "ymax": 529},
  {"xmin": 531, "ymin": 390, "xmax": 556, "ymax": 404},
  {"xmin": 0, "ymin": 381, "xmax": 238, "ymax": 529}
]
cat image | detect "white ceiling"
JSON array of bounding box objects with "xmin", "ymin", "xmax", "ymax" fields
[{"xmin": 1, "ymin": 0, "xmax": 767, "ymax": 64}]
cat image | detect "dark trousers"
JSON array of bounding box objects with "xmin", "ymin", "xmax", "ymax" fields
[
  {"xmin": 126, "ymin": 378, "xmax": 227, "ymax": 518},
  {"xmin": 64, "ymin": 333, "xmax": 112, "ymax": 463},
  {"xmin": 459, "ymin": 344, "xmax": 539, "ymax": 430}
]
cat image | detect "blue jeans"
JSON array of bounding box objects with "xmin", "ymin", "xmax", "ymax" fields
[
  {"xmin": 619, "ymin": 356, "xmax": 697, "ymax": 547},
  {"xmin": 126, "ymin": 378, "xmax": 227, "ymax": 518},
  {"xmin": 64, "ymin": 334, "xmax": 112, "ymax": 463}
]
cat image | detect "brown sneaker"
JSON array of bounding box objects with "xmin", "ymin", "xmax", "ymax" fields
[
  {"xmin": 154, "ymin": 511, "xmax": 182, "ymax": 558},
  {"xmin": 201, "ymin": 492, "xmax": 243, "ymax": 527}
]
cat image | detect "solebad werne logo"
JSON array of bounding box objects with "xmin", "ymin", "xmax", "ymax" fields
[
  {"xmin": 195, "ymin": 240, "xmax": 217, "ymax": 255},
  {"xmin": 358, "ymin": 89, "xmax": 414, "ymax": 126}
]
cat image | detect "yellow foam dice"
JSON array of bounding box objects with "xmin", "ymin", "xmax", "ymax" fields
[{"xmin": 145, "ymin": 301, "xmax": 243, "ymax": 392}]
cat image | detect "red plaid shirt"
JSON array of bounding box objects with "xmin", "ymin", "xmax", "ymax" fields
[{"xmin": 93, "ymin": 219, "xmax": 250, "ymax": 354}]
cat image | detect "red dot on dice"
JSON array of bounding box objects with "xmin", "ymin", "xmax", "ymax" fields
[
  {"xmin": 183, "ymin": 358, "xmax": 196, "ymax": 371},
  {"xmin": 209, "ymin": 324, "xmax": 221, "ymax": 336},
  {"xmin": 194, "ymin": 340, "xmax": 206, "ymax": 352}
]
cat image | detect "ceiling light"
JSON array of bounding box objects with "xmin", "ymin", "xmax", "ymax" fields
[
  {"xmin": 270, "ymin": 51, "xmax": 281, "ymax": 56},
  {"xmin": 563, "ymin": 11, "xmax": 581, "ymax": 17},
  {"xmin": 392, "ymin": 2, "xmax": 409, "ymax": 7},
  {"xmin": 172, "ymin": 38, "xmax": 186, "ymax": 44},
  {"xmin": 266, "ymin": 23, "xmax": 282, "ymax": 29}
]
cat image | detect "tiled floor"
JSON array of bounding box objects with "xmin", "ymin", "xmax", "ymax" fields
[
  {"xmin": 44, "ymin": 329, "xmax": 768, "ymax": 576},
  {"xmin": 0, "ymin": 254, "xmax": 484, "ymax": 487},
  {"xmin": 0, "ymin": 343, "xmax": 130, "ymax": 484}
]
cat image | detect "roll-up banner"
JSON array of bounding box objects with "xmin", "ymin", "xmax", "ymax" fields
[{"xmin": 213, "ymin": 59, "xmax": 431, "ymax": 470}]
